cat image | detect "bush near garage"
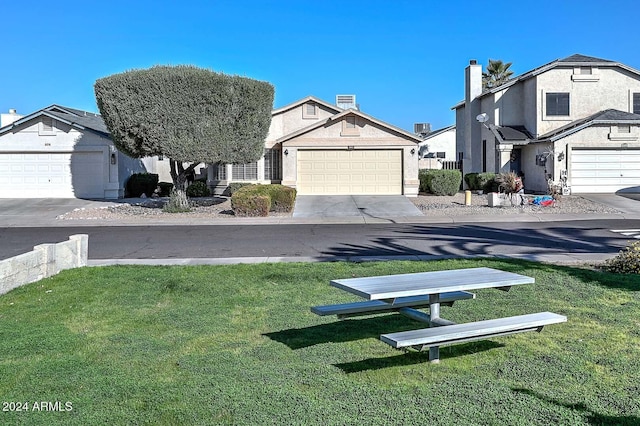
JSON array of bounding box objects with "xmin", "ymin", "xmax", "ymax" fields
[
  {"xmin": 419, "ymin": 169, "xmax": 462, "ymax": 196},
  {"xmin": 601, "ymin": 241, "xmax": 640, "ymax": 274},
  {"xmin": 186, "ymin": 181, "xmax": 211, "ymax": 197},
  {"xmin": 126, "ymin": 173, "xmax": 159, "ymax": 197},
  {"xmin": 231, "ymin": 184, "xmax": 297, "ymax": 216}
]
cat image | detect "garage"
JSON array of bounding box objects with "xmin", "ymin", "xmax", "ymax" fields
[
  {"xmin": 570, "ymin": 149, "xmax": 640, "ymax": 193},
  {"xmin": 0, "ymin": 151, "xmax": 106, "ymax": 198},
  {"xmin": 297, "ymin": 149, "xmax": 402, "ymax": 195}
]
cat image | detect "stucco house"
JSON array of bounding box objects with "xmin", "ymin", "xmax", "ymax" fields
[
  {"xmin": 208, "ymin": 95, "xmax": 422, "ymax": 196},
  {"xmin": 454, "ymin": 54, "xmax": 640, "ymax": 194},
  {"xmin": 418, "ymin": 124, "xmax": 456, "ymax": 161},
  {"xmin": 0, "ymin": 105, "xmax": 145, "ymax": 198}
]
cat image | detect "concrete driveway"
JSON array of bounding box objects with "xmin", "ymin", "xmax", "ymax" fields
[{"xmin": 293, "ymin": 195, "xmax": 423, "ymax": 219}]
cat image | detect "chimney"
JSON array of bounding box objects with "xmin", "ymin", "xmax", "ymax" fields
[
  {"xmin": 462, "ymin": 59, "xmax": 483, "ymax": 180},
  {"xmin": 465, "ymin": 59, "xmax": 483, "ymax": 102}
]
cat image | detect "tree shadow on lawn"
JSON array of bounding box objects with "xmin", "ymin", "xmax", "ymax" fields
[{"xmin": 512, "ymin": 387, "xmax": 639, "ymax": 425}]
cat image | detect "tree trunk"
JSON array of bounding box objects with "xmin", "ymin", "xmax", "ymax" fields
[{"xmin": 168, "ymin": 159, "xmax": 200, "ymax": 210}]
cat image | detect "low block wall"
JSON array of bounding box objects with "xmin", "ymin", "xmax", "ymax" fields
[{"xmin": 0, "ymin": 234, "xmax": 88, "ymax": 295}]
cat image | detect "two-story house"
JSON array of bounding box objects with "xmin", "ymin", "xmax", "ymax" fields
[{"xmin": 454, "ymin": 54, "xmax": 640, "ymax": 194}]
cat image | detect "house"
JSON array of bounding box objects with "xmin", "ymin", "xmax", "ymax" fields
[
  {"xmin": 417, "ymin": 124, "xmax": 456, "ymax": 170},
  {"xmin": 208, "ymin": 95, "xmax": 422, "ymax": 196},
  {"xmin": 418, "ymin": 124, "xmax": 456, "ymax": 161},
  {"xmin": 0, "ymin": 105, "xmax": 146, "ymax": 198},
  {"xmin": 454, "ymin": 54, "xmax": 640, "ymax": 194}
]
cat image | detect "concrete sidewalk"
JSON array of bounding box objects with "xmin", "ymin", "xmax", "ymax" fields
[{"xmin": 0, "ymin": 194, "xmax": 639, "ymax": 228}]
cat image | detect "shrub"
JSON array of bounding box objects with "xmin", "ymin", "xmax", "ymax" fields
[
  {"xmin": 231, "ymin": 184, "xmax": 297, "ymax": 216},
  {"xmin": 163, "ymin": 189, "xmax": 193, "ymax": 213},
  {"xmin": 227, "ymin": 182, "xmax": 255, "ymax": 196},
  {"xmin": 186, "ymin": 181, "xmax": 211, "ymax": 197},
  {"xmin": 464, "ymin": 172, "xmax": 497, "ymax": 192},
  {"xmin": 231, "ymin": 193, "xmax": 270, "ymax": 217},
  {"xmin": 420, "ymin": 169, "xmax": 462, "ymax": 196},
  {"xmin": 601, "ymin": 241, "xmax": 640, "ymax": 274},
  {"xmin": 158, "ymin": 182, "xmax": 174, "ymax": 197},
  {"xmin": 126, "ymin": 173, "xmax": 159, "ymax": 197},
  {"xmin": 464, "ymin": 173, "xmax": 478, "ymax": 190}
]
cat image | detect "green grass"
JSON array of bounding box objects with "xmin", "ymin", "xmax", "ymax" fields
[{"xmin": 1, "ymin": 259, "xmax": 639, "ymax": 425}]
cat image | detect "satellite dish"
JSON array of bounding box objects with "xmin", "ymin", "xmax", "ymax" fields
[{"xmin": 476, "ymin": 113, "xmax": 489, "ymax": 123}]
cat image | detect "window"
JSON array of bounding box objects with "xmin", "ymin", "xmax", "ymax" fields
[
  {"xmin": 634, "ymin": 93, "xmax": 640, "ymax": 115},
  {"xmin": 618, "ymin": 124, "xmax": 631, "ymax": 133},
  {"xmin": 264, "ymin": 148, "xmax": 281, "ymax": 180},
  {"xmin": 345, "ymin": 116, "xmax": 356, "ymax": 128},
  {"xmin": 579, "ymin": 66, "xmax": 592, "ymax": 75},
  {"xmin": 213, "ymin": 163, "xmax": 227, "ymax": 180},
  {"xmin": 546, "ymin": 93, "xmax": 570, "ymax": 116},
  {"xmin": 42, "ymin": 116, "xmax": 54, "ymax": 132},
  {"xmin": 341, "ymin": 115, "xmax": 359, "ymax": 136},
  {"xmin": 436, "ymin": 152, "xmax": 446, "ymax": 159},
  {"xmin": 302, "ymin": 102, "xmax": 318, "ymax": 119},
  {"xmin": 232, "ymin": 162, "xmax": 258, "ymax": 180}
]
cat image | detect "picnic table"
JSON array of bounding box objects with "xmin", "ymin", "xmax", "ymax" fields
[{"xmin": 312, "ymin": 267, "xmax": 566, "ymax": 362}]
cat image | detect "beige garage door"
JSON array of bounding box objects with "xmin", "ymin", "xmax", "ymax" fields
[
  {"xmin": 570, "ymin": 149, "xmax": 640, "ymax": 193},
  {"xmin": 0, "ymin": 152, "xmax": 105, "ymax": 198},
  {"xmin": 297, "ymin": 149, "xmax": 402, "ymax": 195}
]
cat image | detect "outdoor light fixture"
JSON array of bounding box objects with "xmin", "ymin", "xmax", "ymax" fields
[
  {"xmin": 110, "ymin": 153, "xmax": 117, "ymax": 164},
  {"xmin": 557, "ymin": 151, "xmax": 565, "ymax": 161},
  {"xmin": 410, "ymin": 148, "xmax": 416, "ymax": 155},
  {"xmin": 284, "ymin": 149, "xmax": 289, "ymax": 156}
]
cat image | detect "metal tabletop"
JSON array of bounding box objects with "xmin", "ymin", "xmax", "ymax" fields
[{"xmin": 330, "ymin": 267, "xmax": 534, "ymax": 301}]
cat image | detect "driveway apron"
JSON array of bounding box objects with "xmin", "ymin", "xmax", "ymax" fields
[{"xmin": 293, "ymin": 195, "xmax": 423, "ymax": 219}]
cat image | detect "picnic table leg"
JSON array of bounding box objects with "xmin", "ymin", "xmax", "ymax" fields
[{"xmin": 429, "ymin": 294, "xmax": 440, "ymax": 363}]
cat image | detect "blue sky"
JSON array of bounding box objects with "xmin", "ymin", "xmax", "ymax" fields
[{"xmin": 1, "ymin": 0, "xmax": 639, "ymax": 132}]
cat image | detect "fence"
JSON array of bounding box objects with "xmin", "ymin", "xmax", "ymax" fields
[{"xmin": 0, "ymin": 234, "xmax": 88, "ymax": 295}]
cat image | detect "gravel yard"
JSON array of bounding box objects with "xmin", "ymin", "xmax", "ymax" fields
[{"xmin": 57, "ymin": 192, "xmax": 621, "ymax": 221}]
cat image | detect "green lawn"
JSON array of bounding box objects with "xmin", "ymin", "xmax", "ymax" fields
[{"xmin": 1, "ymin": 259, "xmax": 639, "ymax": 425}]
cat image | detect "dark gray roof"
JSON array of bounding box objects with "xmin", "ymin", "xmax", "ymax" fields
[
  {"xmin": 558, "ymin": 54, "xmax": 614, "ymax": 63},
  {"xmin": 0, "ymin": 104, "xmax": 109, "ymax": 136},
  {"xmin": 423, "ymin": 124, "xmax": 455, "ymax": 140},
  {"xmin": 494, "ymin": 125, "xmax": 532, "ymax": 141},
  {"xmin": 536, "ymin": 109, "xmax": 640, "ymax": 141},
  {"xmin": 452, "ymin": 54, "xmax": 633, "ymax": 109},
  {"xmin": 46, "ymin": 110, "xmax": 109, "ymax": 136}
]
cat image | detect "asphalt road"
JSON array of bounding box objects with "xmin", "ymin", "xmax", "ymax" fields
[{"xmin": 1, "ymin": 219, "xmax": 637, "ymax": 261}]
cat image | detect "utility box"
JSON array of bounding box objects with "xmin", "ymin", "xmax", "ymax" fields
[{"xmin": 488, "ymin": 192, "xmax": 502, "ymax": 207}]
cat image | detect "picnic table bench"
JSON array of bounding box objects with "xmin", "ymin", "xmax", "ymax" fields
[{"xmin": 312, "ymin": 267, "xmax": 566, "ymax": 362}]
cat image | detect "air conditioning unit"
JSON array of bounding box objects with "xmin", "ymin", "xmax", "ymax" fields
[
  {"xmin": 414, "ymin": 123, "xmax": 431, "ymax": 135},
  {"xmin": 336, "ymin": 94, "xmax": 357, "ymax": 110}
]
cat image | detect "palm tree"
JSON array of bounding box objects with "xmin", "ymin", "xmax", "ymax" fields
[{"xmin": 482, "ymin": 59, "xmax": 514, "ymax": 89}]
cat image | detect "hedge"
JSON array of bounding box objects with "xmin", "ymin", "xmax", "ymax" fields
[
  {"xmin": 464, "ymin": 172, "xmax": 498, "ymax": 192},
  {"xmin": 126, "ymin": 173, "xmax": 159, "ymax": 197},
  {"xmin": 419, "ymin": 169, "xmax": 462, "ymax": 196},
  {"xmin": 186, "ymin": 181, "xmax": 211, "ymax": 197},
  {"xmin": 231, "ymin": 184, "xmax": 297, "ymax": 217}
]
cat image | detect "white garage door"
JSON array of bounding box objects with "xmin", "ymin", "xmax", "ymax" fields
[
  {"xmin": 297, "ymin": 149, "xmax": 402, "ymax": 195},
  {"xmin": 0, "ymin": 152, "xmax": 105, "ymax": 198},
  {"xmin": 570, "ymin": 149, "xmax": 640, "ymax": 193}
]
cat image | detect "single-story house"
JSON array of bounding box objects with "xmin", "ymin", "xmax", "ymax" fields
[
  {"xmin": 418, "ymin": 124, "xmax": 456, "ymax": 160},
  {"xmin": 208, "ymin": 95, "xmax": 422, "ymax": 196},
  {"xmin": 454, "ymin": 54, "xmax": 640, "ymax": 194},
  {"xmin": 0, "ymin": 105, "xmax": 145, "ymax": 199}
]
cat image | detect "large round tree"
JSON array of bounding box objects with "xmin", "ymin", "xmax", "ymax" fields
[{"xmin": 94, "ymin": 65, "xmax": 274, "ymax": 202}]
